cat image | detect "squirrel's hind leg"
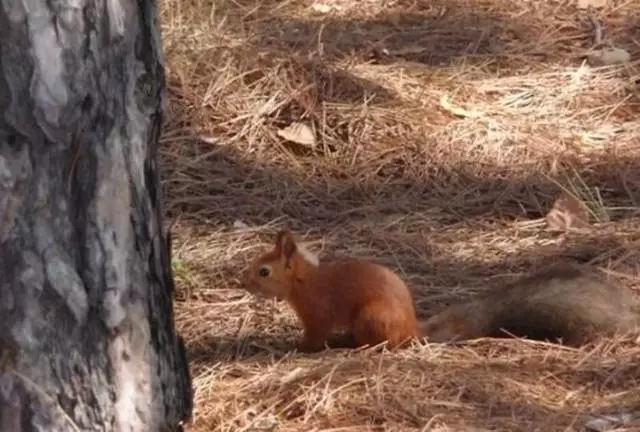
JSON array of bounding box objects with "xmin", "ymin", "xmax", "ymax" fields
[{"xmin": 352, "ymin": 302, "xmax": 415, "ymax": 350}]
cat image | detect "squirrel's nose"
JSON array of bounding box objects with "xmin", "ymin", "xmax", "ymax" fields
[{"xmin": 243, "ymin": 278, "xmax": 259, "ymax": 293}]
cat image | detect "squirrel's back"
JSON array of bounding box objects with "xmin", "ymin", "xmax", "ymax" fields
[
  {"xmin": 317, "ymin": 259, "xmax": 417, "ymax": 315},
  {"xmin": 421, "ymin": 263, "xmax": 640, "ymax": 346}
]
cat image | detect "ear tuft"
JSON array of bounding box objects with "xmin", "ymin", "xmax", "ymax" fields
[
  {"xmin": 275, "ymin": 230, "xmax": 297, "ymax": 262},
  {"xmin": 276, "ymin": 230, "xmax": 297, "ymax": 259}
]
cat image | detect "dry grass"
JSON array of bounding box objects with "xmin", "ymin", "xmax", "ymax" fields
[{"xmin": 157, "ymin": 0, "xmax": 640, "ymax": 430}]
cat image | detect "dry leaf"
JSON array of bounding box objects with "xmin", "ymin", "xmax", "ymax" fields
[
  {"xmin": 585, "ymin": 412, "xmax": 636, "ymax": 431},
  {"xmin": 579, "ymin": 124, "xmax": 624, "ymax": 147},
  {"xmin": 310, "ymin": 3, "xmax": 334, "ymax": 13},
  {"xmin": 545, "ymin": 191, "xmax": 591, "ymax": 232},
  {"xmin": 587, "ymin": 47, "xmax": 631, "ymax": 66},
  {"xmin": 198, "ymin": 135, "xmax": 219, "ymax": 145},
  {"xmin": 440, "ymin": 94, "xmax": 482, "ymax": 118},
  {"xmin": 577, "ymin": 0, "xmax": 607, "ymax": 9},
  {"xmin": 278, "ymin": 367, "xmax": 306, "ymax": 385},
  {"xmin": 389, "ymin": 46, "xmax": 427, "ymax": 56},
  {"xmin": 233, "ymin": 220, "xmax": 249, "ymax": 230},
  {"xmin": 276, "ymin": 122, "xmax": 316, "ymax": 149}
]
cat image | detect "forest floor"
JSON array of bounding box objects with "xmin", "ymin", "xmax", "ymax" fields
[{"xmin": 157, "ymin": 0, "xmax": 640, "ymax": 430}]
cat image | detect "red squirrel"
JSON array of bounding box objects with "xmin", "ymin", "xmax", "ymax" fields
[
  {"xmin": 244, "ymin": 230, "xmax": 421, "ymax": 352},
  {"xmin": 245, "ymin": 231, "xmax": 640, "ymax": 350}
]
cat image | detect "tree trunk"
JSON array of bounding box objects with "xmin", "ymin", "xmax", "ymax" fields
[{"xmin": 0, "ymin": 1, "xmax": 192, "ymax": 431}]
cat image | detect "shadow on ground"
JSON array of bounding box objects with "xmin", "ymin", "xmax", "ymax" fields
[
  {"xmin": 160, "ymin": 72, "xmax": 640, "ymax": 364},
  {"xmin": 161, "ymin": 135, "xmax": 640, "ymax": 364},
  {"xmin": 186, "ymin": 331, "xmax": 363, "ymax": 364},
  {"xmin": 162, "ymin": 0, "xmax": 640, "ymax": 141},
  {"xmin": 161, "ymin": 137, "xmax": 640, "ymax": 228},
  {"xmin": 206, "ymin": 0, "xmax": 640, "ymax": 68},
  {"xmin": 158, "ymin": 2, "xmax": 640, "ymax": 430},
  {"xmin": 182, "ymin": 332, "xmax": 640, "ymax": 431}
]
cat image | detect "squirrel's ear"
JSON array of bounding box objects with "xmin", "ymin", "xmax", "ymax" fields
[{"xmin": 275, "ymin": 230, "xmax": 297, "ymax": 264}]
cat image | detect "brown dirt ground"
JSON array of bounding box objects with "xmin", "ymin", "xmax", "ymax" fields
[{"xmin": 157, "ymin": 0, "xmax": 640, "ymax": 430}]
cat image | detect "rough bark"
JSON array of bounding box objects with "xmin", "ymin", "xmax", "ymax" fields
[{"xmin": 0, "ymin": 1, "xmax": 192, "ymax": 431}]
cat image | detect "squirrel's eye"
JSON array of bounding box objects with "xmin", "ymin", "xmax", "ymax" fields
[{"xmin": 258, "ymin": 266, "xmax": 271, "ymax": 277}]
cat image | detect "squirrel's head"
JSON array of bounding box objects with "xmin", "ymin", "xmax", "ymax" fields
[{"xmin": 244, "ymin": 230, "xmax": 319, "ymax": 301}]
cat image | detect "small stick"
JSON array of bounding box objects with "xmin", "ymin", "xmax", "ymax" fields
[{"xmin": 590, "ymin": 16, "xmax": 605, "ymax": 47}]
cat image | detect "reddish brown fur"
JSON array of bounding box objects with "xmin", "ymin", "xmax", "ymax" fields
[
  {"xmin": 420, "ymin": 263, "xmax": 640, "ymax": 346},
  {"xmin": 244, "ymin": 230, "xmax": 421, "ymax": 352}
]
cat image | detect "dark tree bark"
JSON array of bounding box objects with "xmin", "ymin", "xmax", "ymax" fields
[{"xmin": 0, "ymin": 1, "xmax": 192, "ymax": 431}]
